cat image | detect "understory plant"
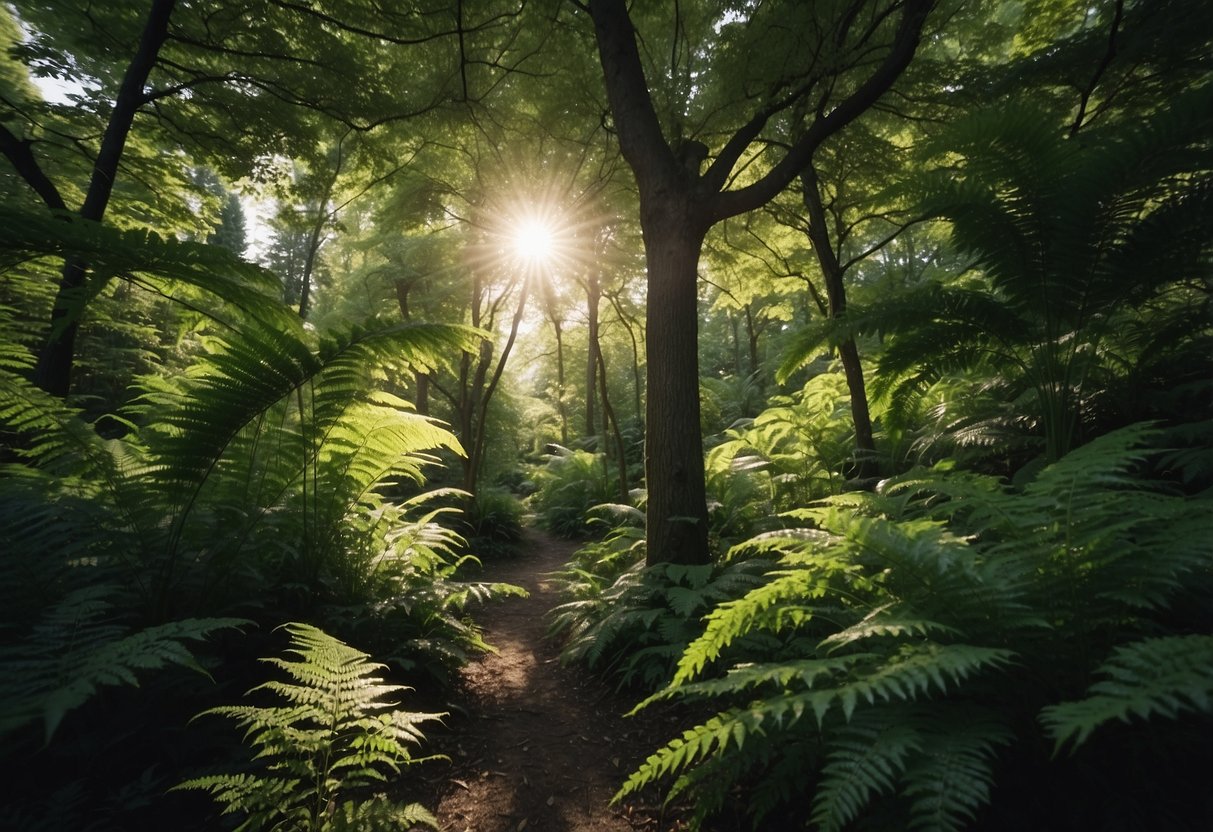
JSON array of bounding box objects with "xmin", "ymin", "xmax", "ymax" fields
[
  {"xmin": 0, "ymin": 233, "xmax": 484, "ymax": 826},
  {"xmin": 782, "ymin": 87, "xmax": 1213, "ymax": 464},
  {"xmin": 619, "ymin": 423, "xmax": 1213, "ymax": 830},
  {"xmin": 319, "ymin": 490, "xmax": 526, "ymax": 686},
  {"xmin": 707, "ymin": 371, "xmax": 862, "ymax": 525},
  {"xmin": 178, "ymin": 622, "xmax": 442, "ymax": 831},
  {"xmin": 549, "ymin": 511, "xmax": 775, "ymax": 690},
  {"xmin": 529, "ymin": 445, "xmax": 623, "ymax": 537}
]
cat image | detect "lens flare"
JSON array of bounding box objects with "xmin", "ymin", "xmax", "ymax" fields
[{"xmin": 512, "ymin": 217, "xmax": 556, "ymax": 265}]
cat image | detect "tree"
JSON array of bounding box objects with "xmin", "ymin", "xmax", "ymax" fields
[
  {"xmin": 582, "ymin": 0, "xmax": 933, "ymax": 565},
  {"xmin": 1, "ymin": 0, "xmax": 519, "ymax": 396}
]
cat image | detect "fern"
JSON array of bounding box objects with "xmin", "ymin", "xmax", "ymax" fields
[
  {"xmin": 550, "ymin": 531, "xmax": 775, "ymax": 690},
  {"xmin": 1040, "ymin": 635, "xmax": 1213, "ymax": 752},
  {"xmin": 177, "ymin": 622, "xmax": 442, "ymax": 831},
  {"xmin": 811, "ymin": 708, "xmax": 924, "ymax": 832},
  {"xmin": 900, "ymin": 708, "xmax": 1013, "ymax": 832},
  {"xmin": 620, "ymin": 422, "xmax": 1212, "ymax": 829},
  {"xmin": 0, "ymin": 585, "xmax": 244, "ymax": 742}
]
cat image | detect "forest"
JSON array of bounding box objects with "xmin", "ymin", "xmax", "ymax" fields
[{"xmin": 1, "ymin": 0, "xmax": 1210, "ymax": 829}]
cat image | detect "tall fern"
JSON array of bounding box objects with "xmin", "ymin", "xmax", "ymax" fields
[{"xmin": 620, "ymin": 423, "xmax": 1213, "ymax": 830}]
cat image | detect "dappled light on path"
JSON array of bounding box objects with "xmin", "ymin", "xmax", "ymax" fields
[{"xmin": 422, "ymin": 531, "xmax": 678, "ymax": 832}]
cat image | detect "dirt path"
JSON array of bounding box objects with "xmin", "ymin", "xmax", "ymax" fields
[{"xmin": 421, "ymin": 529, "xmax": 680, "ymax": 832}]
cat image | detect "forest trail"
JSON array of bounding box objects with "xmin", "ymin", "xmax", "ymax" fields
[{"xmin": 421, "ymin": 530, "xmax": 678, "ymax": 832}]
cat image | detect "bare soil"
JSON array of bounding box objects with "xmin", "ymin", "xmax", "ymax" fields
[{"xmin": 418, "ymin": 529, "xmax": 689, "ymax": 832}]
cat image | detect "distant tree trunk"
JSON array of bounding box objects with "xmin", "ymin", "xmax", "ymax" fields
[
  {"xmin": 800, "ymin": 163, "xmax": 876, "ymax": 475},
  {"xmin": 32, "ymin": 0, "xmax": 177, "ymax": 396},
  {"xmin": 465, "ymin": 277, "xmax": 530, "ymax": 493},
  {"xmin": 605, "ymin": 289, "xmax": 642, "ymax": 419},
  {"xmin": 297, "ymin": 145, "xmax": 343, "ymax": 320},
  {"xmin": 414, "ymin": 372, "xmax": 430, "ymax": 416},
  {"xmin": 744, "ymin": 304, "xmax": 761, "ymax": 379},
  {"xmin": 585, "ymin": 270, "xmax": 601, "ymax": 437},
  {"xmin": 730, "ymin": 313, "xmax": 743, "ymax": 376},
  {"xmin": 597, "ymin": 344, "xmax": 630, "ymax": 503},
  {"xmin": 551, "ymin": 314, "xmax": 569, "ymax": 444},
  {"xmin": 393, "ymin": 277, "xmax": 430, "ymax": 415}
]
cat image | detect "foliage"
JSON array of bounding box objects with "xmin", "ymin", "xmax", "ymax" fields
[
  {"xmin": 319, "ymin": 490, "xmax": 526, "ymax": 686},
  {"xmin": 461, "ymin": 485, "xmax": 525, "ymax": 559},
  {"xmin": 781, "ymin": 88, "xmax": 1213, "ymax": 463},
  {"xmin": 619, "ymin": 424, "xmax": 1213, "ymax": 829},
  {"xmin": 528, "ymin": 445, "xmax": 622, "ymax": 537},
  {"xmin": 0, "ymin": 584, "xmax": 245, "ymax": 744},
  {"xmin": 549, "ymin": 520, "xmax": 774, "ymax": 691},
  {"xmin": 706, "ymin": 370, "xmax": 861, "ymax": 533},
  {"xmin": 0, "ymin": 281, "xmax": 489, "ymax": 824},
  {"xmin": 177, "ymin": 622, "xmax": 442, "ymax": 831}
]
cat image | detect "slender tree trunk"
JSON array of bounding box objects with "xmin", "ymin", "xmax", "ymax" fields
[
  {"xmin": 585, "ymin": 270, "xmax": 601, "ymax": 437},
  {"xmin": 552, "ymin": 316, "xmax": 569, "ymax": 444},
  {"xmin": 605, "ymin": 289, "xmax": 643, "ymax": 419},
  {"xmin": 414, "ymin": 372, "xmax": 430, "ymax": 416},
  {"xmin": 34, "ymin": 0, "xmax": 177, "ymax": 396},
  {"xmin": 297, "ymin": 148, "xmax": 342, "ymax": 320},
  {"xmin": 800, "ymin": 163, "xmax": 876, "ymax": 475},
  {"xmin": 393, "ymin": 278, "xmax": 430, "ymax": 415},
  {"xmin": 596, "ymin": 344, "xmax": 630, "ymax": 503},
  {"xmin": 744, "ymin": 304, "xmax": 761, "ymax": 379},
  {"xmin": 465, "ymin": 277, "xmax": 530, "ymax": 493}
]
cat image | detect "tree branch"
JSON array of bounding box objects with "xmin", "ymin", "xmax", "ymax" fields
[
  {"xmin": 1070, "ymin": 0, "xmax": 1125, "ymax": 137},
  {"xmin": 710, "ymin": 0, "xmax": 933, "ymax": 223},
  {"xmin": 0, "ymin": 124, "xmax": 68, "ymax": 212}
]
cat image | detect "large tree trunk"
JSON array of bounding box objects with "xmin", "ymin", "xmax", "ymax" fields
[
  {"xmin": 800, "ymin": 164, "xmax": 876, "ymax": 475},
  {"xmin": 642, "ymin": 206, "xmax": 710, "ymax": 565},
  {"xmin": 34, "ymin": 0, "xmax": 177, "ymax": 396}
]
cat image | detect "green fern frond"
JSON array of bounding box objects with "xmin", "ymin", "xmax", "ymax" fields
[
  {"xmin": 0, "ymin": 585, "xmax": 245, "ymax": 742},
  {"xmin": 672, "ymin": 544, "xmax": 862, "ymax": 686},
  {"xmin": 0, "ymin": 206, "xmax": 297, "ymax": 337},
  {"xmin": 902, "ymin": 709, "xmax": 1013, "ymax": 832},
  {"xmin": 811, "ymin": 708, "xmax": 924, "ymax": 832},
  {"xmin": 615, "ymin": 706, "xmax": 770, "ymax": 803},
  {"xmin": 820, "ymin": 605, "xmax": 960, "ymax": 651},
  {"xmin": 327, "ymin": 795, "xmax": 439, "ymax": 830},
  {"xmin": 1040, "ymin": 635, "xmax": 1213, "ymax": 752},
  {"xmin": 178, "ymin": 623, "xmax": 442, "ymax": 831}
]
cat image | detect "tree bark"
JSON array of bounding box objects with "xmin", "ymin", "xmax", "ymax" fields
[
  {"xmin": 552, "ymin": 314, "xmax": 569, "ymax": 444},
  {"xmin": 34, "ymin": 0, "xmax": 178, "ymax": 397},
  {"xmin": 584, "ymin": 269, "xmax": 601, "ymax": 437},
  {"xmin": 800, "ymin": 164, "xmax": 877, "ymax": 475},
  {"xmin": 640, "ymin": 208, "xmax": 711, "ymax": 564},
  {"xmin": 465, "ymin": 277, "xmax": 530, "ymax": 493},
  {"xmin": 596, "ymin": 338, "xmax": 630, "ymax": 504}
]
